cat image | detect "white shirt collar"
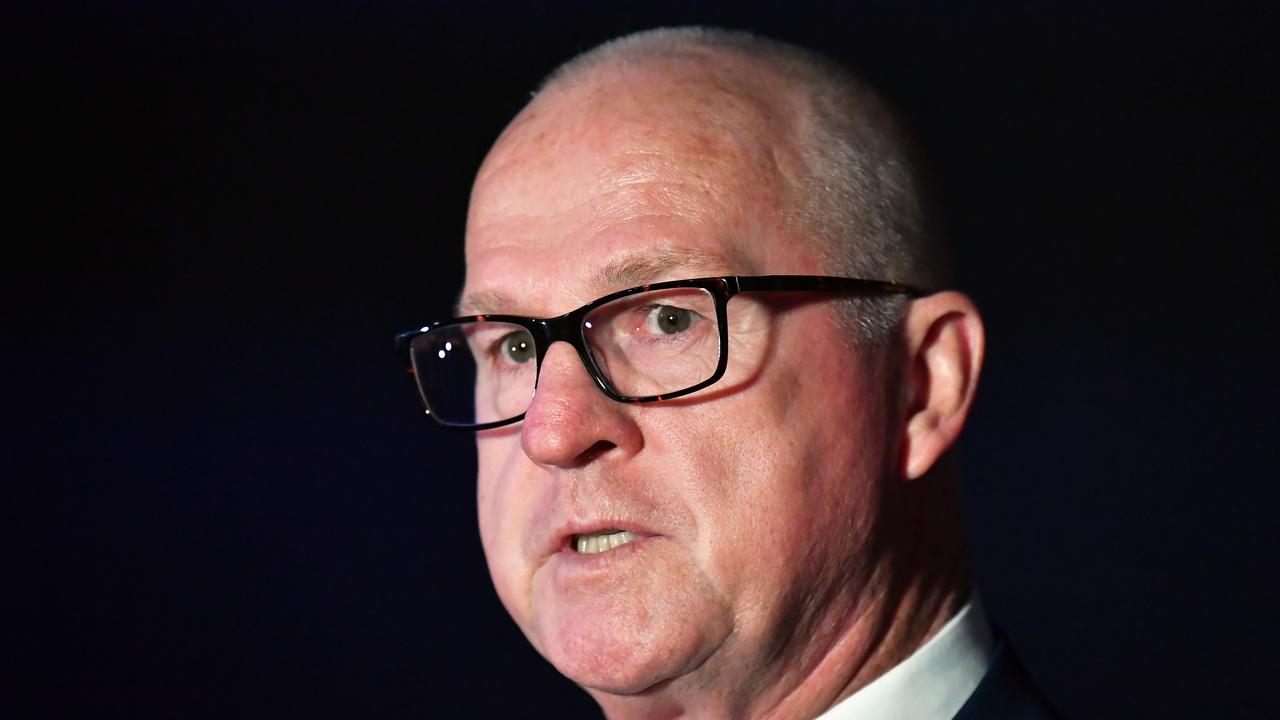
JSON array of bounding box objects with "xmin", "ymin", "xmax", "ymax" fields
[{"xmin": 814, "ymin": 597, "xmax": 994, "ymax": 720}]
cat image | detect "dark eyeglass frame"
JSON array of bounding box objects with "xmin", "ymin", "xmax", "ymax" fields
[{"xmin": 394, "ymin": 274, "xmax": 923, "ymax": 430}]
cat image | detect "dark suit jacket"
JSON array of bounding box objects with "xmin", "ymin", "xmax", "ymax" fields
[{"xmin": 953, "ymin": 634, "xmax": 1062, "ymax": 720}]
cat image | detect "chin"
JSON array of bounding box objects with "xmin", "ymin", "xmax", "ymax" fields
[
  {"xmin": 552, "ymin": 649, "xmax": 664, "ymax": 696},
  {"xmin": 532, "ymin": 591, "xmax": 730, "ymax": 696}
]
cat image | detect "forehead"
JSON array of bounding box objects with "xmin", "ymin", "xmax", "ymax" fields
[{"xmin": 462, "ymin": 57, "xmax": 815, "ymax": 316}]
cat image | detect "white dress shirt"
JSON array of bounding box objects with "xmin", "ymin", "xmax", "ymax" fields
[{"xmin": 815, "ymin": 598, "xmax": 994, "ymax": 720}]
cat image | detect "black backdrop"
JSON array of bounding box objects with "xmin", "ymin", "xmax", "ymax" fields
[{"xmin": 7, "ymin": 2, "xmax": 1278, "ymax": 718}]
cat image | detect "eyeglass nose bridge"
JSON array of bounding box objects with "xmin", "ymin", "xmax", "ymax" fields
[{"xmin": 526, "ymin": 309, "xmax": 620, "ymax": 402}]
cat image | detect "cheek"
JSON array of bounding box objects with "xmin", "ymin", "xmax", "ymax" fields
[
  {"xmin": 474, "ymin": 441, "xmax": 506, "ymax": 549},
  {"xmin": 475, "ymin": 437, "xmax": 538, "ymax": 622},
  {"xmin": 680, "ymin": 333, "xmax": 888, "ymax": 620}
]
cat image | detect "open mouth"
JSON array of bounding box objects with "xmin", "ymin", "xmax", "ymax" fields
[{"xmin": 572, "ymin": 529, "xmax": 638, "ymax": 554}]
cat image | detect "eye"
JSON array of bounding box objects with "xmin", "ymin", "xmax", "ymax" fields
[
  {"xmin": 645, "ymin": 305, "xmax": 695, "ymax": 335},
  {"xmin": 498, "ymin": 330, "xmax": 535, "ymax": 363}
]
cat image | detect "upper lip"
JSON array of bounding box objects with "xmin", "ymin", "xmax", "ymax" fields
[{"xmin": 542, "ymin": 518, "xmax": 658, "ymax": 557}]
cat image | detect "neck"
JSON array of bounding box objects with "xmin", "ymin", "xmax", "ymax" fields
[
  {"xmin": 591, "ymin": 471, "xmax": 971, "ymax": 720},
  {"xmin": 763, "ymin": 475, "xmax": 970, "ymax": 720}
]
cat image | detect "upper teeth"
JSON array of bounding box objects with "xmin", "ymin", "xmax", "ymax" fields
[{"xmin": 575, "ymin": 530, "xmax": 637, "ymax": 554}]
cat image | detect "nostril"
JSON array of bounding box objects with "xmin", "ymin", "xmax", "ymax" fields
[{"xmin": 577, "ymin": 440, "xmax": 616, "ymax": 464}]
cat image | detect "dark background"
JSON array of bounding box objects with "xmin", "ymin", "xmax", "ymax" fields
[{"xmin": 6, "ymin": 1, "xmax": 1277, "ymax": 718}]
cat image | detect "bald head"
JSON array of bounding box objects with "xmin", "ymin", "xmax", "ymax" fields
[
  {"xmin": 467, "ymin": 36, "xmax": 819, "ymax": 315},
  {"xmin": 475, "ymin": 35, "xmax": 806, "ymax": 242},
  {"xmin": 522, "ymin": 27, "xmax": 946, "ymax": 339}
]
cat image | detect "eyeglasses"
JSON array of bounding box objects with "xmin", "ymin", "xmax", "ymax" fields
[{"xmin": 394, "ymin": 275, "xmax": 921, "ymax": 430}]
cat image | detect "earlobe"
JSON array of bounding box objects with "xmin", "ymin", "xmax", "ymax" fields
[{"xmin": 899, "ymin": 292, "xmax": 985, "ymax": 480}]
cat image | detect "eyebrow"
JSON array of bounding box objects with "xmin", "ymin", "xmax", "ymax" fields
[
  {"xmin": 455, "ymin": 288, "xmax": 517, "ymax": 317},
  {"xmin": 591, "ymin": 247, "xmax": 740, "ymax": 295},
  {"xmin": 456, "ymin": 246, "xmax": 745, "ymax": 318}
]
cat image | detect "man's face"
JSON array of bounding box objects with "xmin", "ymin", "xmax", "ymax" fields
[{"xmin": 461, "ymin": 62, "xmax": 901, "ymax": 700}]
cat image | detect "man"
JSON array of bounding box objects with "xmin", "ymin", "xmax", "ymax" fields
[{"xmin": 398, "ymin": 26, "xmax": 1057, "ymax": 719}]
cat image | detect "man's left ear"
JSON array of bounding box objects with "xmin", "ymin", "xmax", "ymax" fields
[{"xmin": 899, "ymin": 291, "xmax": 986, "ymax": 480}]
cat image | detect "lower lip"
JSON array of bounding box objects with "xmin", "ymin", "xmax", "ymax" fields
[{"xmin": 551, "ymin": 534, "xmax": 656, "ymax": 577}]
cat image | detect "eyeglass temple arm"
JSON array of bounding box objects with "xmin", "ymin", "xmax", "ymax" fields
[
  {"xmin": 732, "ymin": 275, "xmax": 924, "ymax": 297},
  {"xmin": 393, "ymin": 329, "xmax": 422, "ymax": 349}
]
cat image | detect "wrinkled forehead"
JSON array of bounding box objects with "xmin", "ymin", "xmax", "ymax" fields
[{"xmin": 462, "ymin": 58, "xmax": 811, "ymax": 317}]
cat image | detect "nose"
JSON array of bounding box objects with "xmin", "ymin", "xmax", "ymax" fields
[{"xmin": 520, "ymin": 342, "xmax": 644, "ymax": 468}]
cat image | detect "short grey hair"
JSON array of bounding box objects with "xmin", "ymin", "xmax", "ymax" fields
[{"xmin": 540, "ymin": 26, "xmax": 948, "ymax": 342}]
